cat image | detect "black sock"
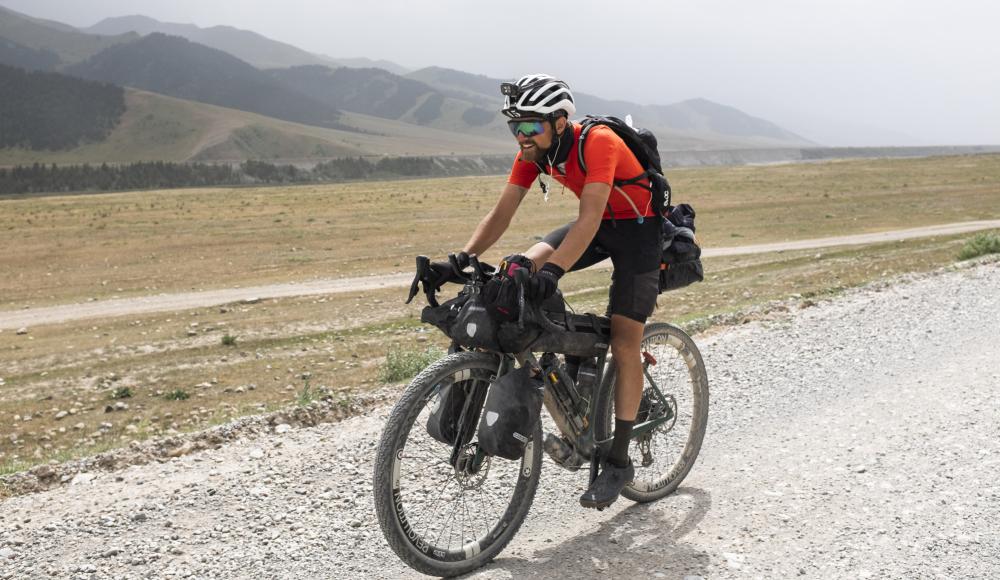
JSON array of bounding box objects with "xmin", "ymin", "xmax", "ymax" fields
[{"xmin": 608, "ymin": 418, "xmax": 634, "ymax": 467}]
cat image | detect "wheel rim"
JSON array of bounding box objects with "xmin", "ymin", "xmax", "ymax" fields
[
  {"xmin": 388, "ymin": 365, "xmax": 537, "ymax": 562},
  {"xmin": 628, "ymin": 331, "xmax": 704, "ymax": 493}
]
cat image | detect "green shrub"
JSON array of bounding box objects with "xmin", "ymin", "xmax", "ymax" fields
[
  {"xmin": 297, "ymin": 381, "xmax": 316, "ymax": 407},
  {"xmin": 110, "ymin": 386, "xmax": 133, "ymax": 399},
  {"xmin": 957, "ymin": 232, "xmax": 1000, "ymax": 261},
  {"xmin": 378, "ymin": 347, "xmax": 444, "ymax": 384},
  {"xmin": 221, "ymin": 334, "xmax": 237, "ymax": 346},
  {"xmin": 164, "ymin": 389, "xmax": 190, "ymax": 401}
]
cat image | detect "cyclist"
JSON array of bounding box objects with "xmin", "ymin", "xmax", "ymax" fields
[{"xmin": 430, "ymin": 74, "xmax": 661, "ymax": 509}]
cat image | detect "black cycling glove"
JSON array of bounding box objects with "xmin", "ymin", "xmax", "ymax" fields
[
  {"xmin": 527, "ymin": 262, "xmax": 565, "ymax": 302},
  {"xmin": 427, "ymin": 251, "xmax": 470, "ymax": 290}
]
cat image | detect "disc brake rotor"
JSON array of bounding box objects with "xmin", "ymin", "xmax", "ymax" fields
[{"xmin": 454, "ymin": 443, "xmax": 490, "ymax": 490}]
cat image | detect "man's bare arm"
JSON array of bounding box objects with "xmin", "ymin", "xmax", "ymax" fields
[
  {"xmin": 462, "ymin": 182, "xmax": 529, "ymax": 257},
  {"xmin": 546, "ymin": 182, "xmax": 612, "ymax": 271}
]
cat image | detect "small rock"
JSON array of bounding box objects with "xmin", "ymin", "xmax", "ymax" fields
[
  {"xmin": 115, "ymin": 401, "xmax": 129, "ymax": 411},
  {"xmin": 54, "ymin": 411, "xmax": 68, "ymax": 420},
  {"xmin": 249, "ymin": 485, "xmax": 270, "ymax": 497},
  {"xmin": 16, "ymin": 327, "xmax": 28, "ymax": 335},
  {"xmin": 73, "ymin": 422, "xmax": 85, "ymax": 430},
  {"xmin": 274, "ymin": 424, "xmax": 291, "ymax": 434},
  {"xmin": 722, "ymin": 552, "xmax": 744, "ymax": 570},
  {"xmin": 0, "ymin": 547, "xmax": 14, "ymax": 559},
  {"xmin": 854, "ymin": 465, "xmax": 867, "ymax": 474},
  {"xmin": 33, "ymin": 464, "xmax": 55, "ymax": 478},
  {"xmin": 131, "ymin": 513, "xmax": 148, "ymax": 523},
  {"xmin": 71, "ymin": 472, "xmax": 96, "ymax": 485},
  {"xmin": 249, "ymin": 448, "xmax": 265, "ymax": 460},
  {"xmin": 166, "ymin": 442, "xmax": 194, "ymax": 458}
]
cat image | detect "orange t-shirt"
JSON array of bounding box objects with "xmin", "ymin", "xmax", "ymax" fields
[{"xmin": 507, "ymin": 123, "xmax": 655, "ymax": 220}]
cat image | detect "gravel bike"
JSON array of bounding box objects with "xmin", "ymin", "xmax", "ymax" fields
[{"xmin": 373, "ymin": 255, "xmax": 709, "ymax": 577}]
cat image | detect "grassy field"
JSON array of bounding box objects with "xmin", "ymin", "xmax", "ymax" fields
[
  {"xmin": 4, "ymin": 154, "xmax": 1000, "ymax": 309},
  {"xmin": 2, "ymin": 153, "xmax": 1000, "ymax": 475},
  {"xmin": 0, "ymin": 89, "xmax": 513, "ymax": 167}
]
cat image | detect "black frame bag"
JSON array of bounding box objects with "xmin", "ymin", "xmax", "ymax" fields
[{"xmin": 476, "ymin": 366, "xmax": 543, "ymax": 460}]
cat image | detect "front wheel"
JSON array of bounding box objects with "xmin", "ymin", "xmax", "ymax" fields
[
  {"xmin": 594, "ymin": 322, "xmax": 709, "ymax": 503},
  {"xmin": 373, "ymin": 351, "xmax": 543, "ymax": 577}
]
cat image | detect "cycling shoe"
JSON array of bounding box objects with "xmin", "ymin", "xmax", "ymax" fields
[{"xmin": 579, "ymin": 460, "xmax": 634, "ymax": 510}]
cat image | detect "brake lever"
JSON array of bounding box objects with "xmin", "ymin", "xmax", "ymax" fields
[
  {"xmin": 514, "ymin": 267, "xmax": 529, "ymax": 331},
  {"xmin": 468, "ymin": 255, "xmax": 494, "ymax": 282},
  {"xmin": 447, "ymin": 253, "xmax": 471, "ymax": 283},
  {"xmin": 406, "ymin": 256, "xmax": 429, "ymax": 304}
]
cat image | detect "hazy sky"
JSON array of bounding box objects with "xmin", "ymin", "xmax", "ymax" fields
[{"xmin": 5, "ymin": 0, "xmax": 999, "ymax": 146}]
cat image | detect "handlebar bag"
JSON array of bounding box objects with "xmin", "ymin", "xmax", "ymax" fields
[
  {"xmin": 450, "ymin": 293, "xmax": 502, "ymax": 350},
  {"xmin": 476, "ymin": 366, "xmax": 544, "ymax": 460},
  {"xmin": 421, "ymin": 290, "xmax": 502, "ymax": 351}
]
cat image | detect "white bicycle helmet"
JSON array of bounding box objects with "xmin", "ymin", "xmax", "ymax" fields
[{"xmin": 500, "ymin": 74, "xmax": 576, "ymax": 119}]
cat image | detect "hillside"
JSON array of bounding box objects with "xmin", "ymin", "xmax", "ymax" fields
[
  {"xmin": 0, "ymin": 88, "xmax": 512, "ymax": 166},
  {"xmin": 0, "ymin": 5, "xmax": 136, "ymax": 64},
  {"xmin": 0, "ymin": 36, "xmax": 60, "ymax": 71},
  {"xmin": 1, "ymin": 5, "xmax": 816, "ymax": 158},
  {"xmin": 84, "ymin": 15, "xmax": 329, "ymax": 70},
  {"xmin": 64, "ymin": 33, "xmax": 348, "ymax": 131},
  {"xmin": 84, "ymin": 15, "xmax": 410, "ymax": 73},
  {"xmin": 0, "ymin": 63, "xmax": 125, "ymax": 150}
]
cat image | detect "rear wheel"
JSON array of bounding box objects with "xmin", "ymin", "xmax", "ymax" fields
[
  {"xmin": 373, "ymin": 351, "xmax": 543, "ymax": 577},
  {"xmin": 594, "ymin": 322, "xmax": 709, "ymax": 502}
]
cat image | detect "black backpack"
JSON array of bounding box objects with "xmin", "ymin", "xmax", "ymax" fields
[{"xmin": 577, "ymin": 115, "xmax": 672, "ymax": 220}]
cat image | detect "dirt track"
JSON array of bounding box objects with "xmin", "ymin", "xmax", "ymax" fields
[{"xmin": 3, "ymin": 219, "xmax": 999, "ymax": 331}]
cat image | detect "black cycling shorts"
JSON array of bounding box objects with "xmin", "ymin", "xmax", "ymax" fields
[{"xmin": 541, "ymin": 217, "xmax": 660, "ymax": 323}]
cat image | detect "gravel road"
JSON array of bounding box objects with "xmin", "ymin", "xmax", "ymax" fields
[
  {"xmin": 3, "ymin": 219, "xmax": 999, "ymax": 330},
  {"xmin": 2, "ymin": 258, "xmax": 998, "ymax": 579}
]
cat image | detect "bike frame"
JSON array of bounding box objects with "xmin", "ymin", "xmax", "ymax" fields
[{"xmin": 413, "ymin": 254, "xmax": 675, "ymax": 481}]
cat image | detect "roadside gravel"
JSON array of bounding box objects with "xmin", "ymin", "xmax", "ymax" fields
[{"xmin": 1, "ymin": 258, "xmax": 998, "ymax": 579}]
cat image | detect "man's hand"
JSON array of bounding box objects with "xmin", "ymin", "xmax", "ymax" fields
[
  {"xmin": 427, "ymin": 251, "xmax": 470, "ymax": 290},
  {"xmin": 527, "ymin": 263, "xmax": 565, "ymax": 302}
]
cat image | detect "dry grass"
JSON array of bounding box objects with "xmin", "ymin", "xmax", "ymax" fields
[
  {"xmin": 2, "ymin": 153, "xmax": 1000, "ymax": 473},
  {"xmin": 4, "ymin": 154, "xmax": 1000, "ymax": 309}
]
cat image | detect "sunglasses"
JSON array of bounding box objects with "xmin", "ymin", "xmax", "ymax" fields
[{"xmin": 507, "ymin": 120, "xmax": 546, "ymax": 138}]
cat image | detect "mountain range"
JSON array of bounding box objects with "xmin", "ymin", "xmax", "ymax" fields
[
  {"xmin": 83, "ymin": 14, "xmax": 410, "ymax": 73},
  {"xmin": 0, "ymin": 5, "xmax": 815, "ymax": 165}
]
